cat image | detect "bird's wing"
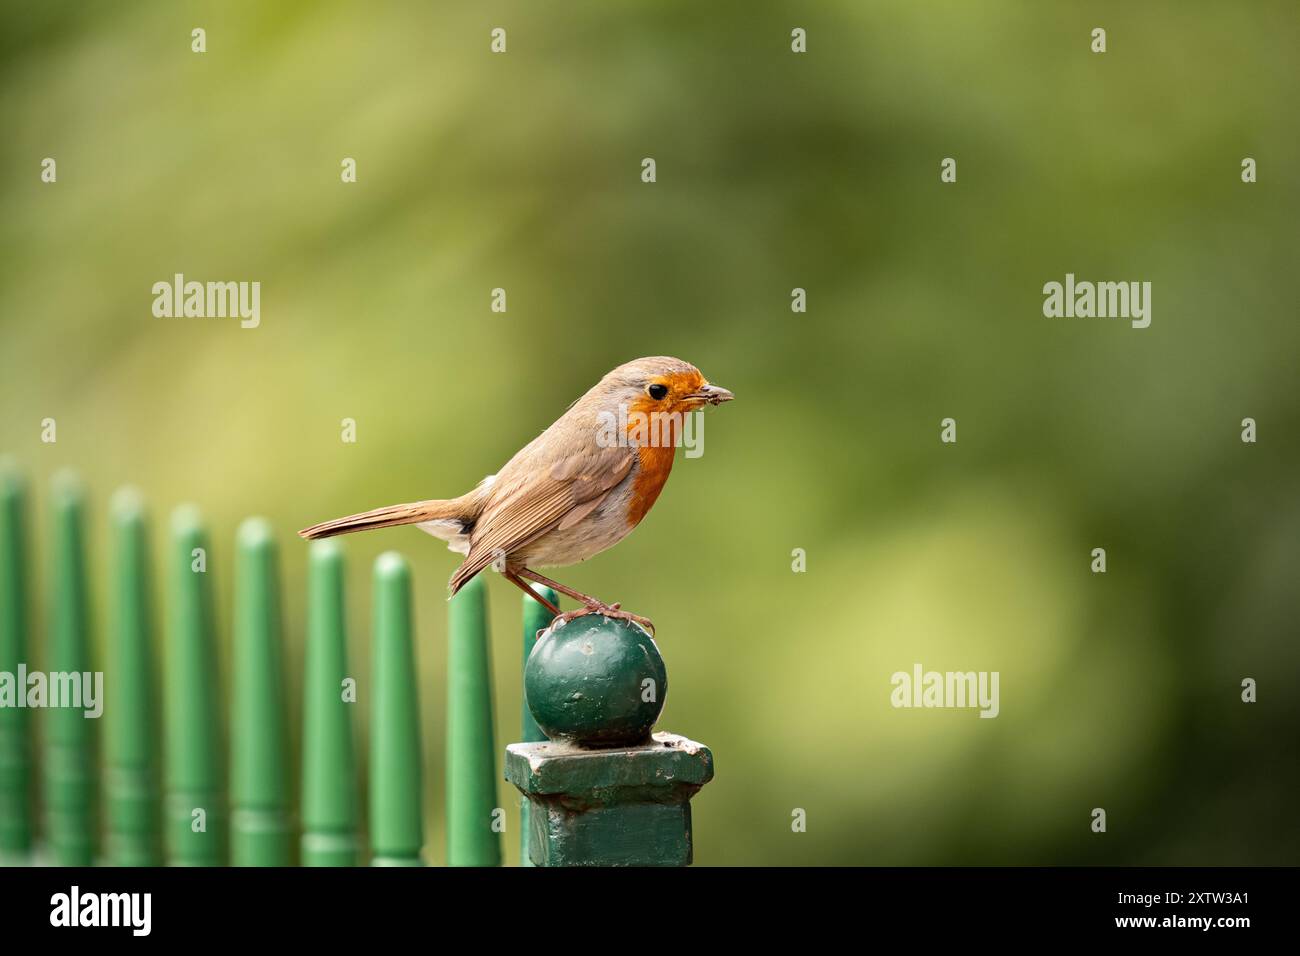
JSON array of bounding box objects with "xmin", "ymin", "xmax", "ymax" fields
[{"xmin": 447, "ymin": 443, "xmax": 635, "ymax": 594}]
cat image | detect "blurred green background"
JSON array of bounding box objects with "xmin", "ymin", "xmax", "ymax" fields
[{"xmin": 2, "ymin": 0, "xmax": 1298, "ymax": 865}]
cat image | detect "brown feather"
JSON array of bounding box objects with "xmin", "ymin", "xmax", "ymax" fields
[
  {"xmin": 298, "ymin": 494, "xmax": 481, "ymax": 540},
  {"xmin": 447, "ymin": 445, "xmax": 634, "ymax": 595}
]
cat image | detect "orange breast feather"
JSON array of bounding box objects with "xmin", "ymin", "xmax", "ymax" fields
[{"xmin": 628, "ymin": 444, "xmax": 675, "ymax": 527}]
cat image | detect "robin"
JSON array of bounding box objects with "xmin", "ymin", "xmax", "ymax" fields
[{"xmin": 299, "ymin": 356, "xmax": 733, "ymax": 633}]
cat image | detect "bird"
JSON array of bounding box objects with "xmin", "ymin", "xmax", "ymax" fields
[{"xmin": 299, "ymin": 356, "xmax": 733, "ymax": 633}]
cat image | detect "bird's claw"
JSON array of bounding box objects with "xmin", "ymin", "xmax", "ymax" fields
[{"xmin": 539, "ymin": 603, "xmax": 655, "ymax": 638}]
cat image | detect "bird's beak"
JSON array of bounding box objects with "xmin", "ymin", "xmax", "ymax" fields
[{"xmin": 686, "ymin": 383, "xmax": 735, "ymax": 406}]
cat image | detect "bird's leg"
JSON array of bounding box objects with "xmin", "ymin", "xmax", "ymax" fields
[
  {"xmin": 501, "ymin": 570, "xmax": 563, "ymax": 616},
  {"xmin": 517, "ymin": 567, "xmax": 606, "ymax": 607},
  {"xmin": 517, "ymin": 567, "xmax": 655, "ymax": 635}
]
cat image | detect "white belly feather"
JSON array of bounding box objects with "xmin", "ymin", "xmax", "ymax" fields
[{"xmin": 417, "ymin": 518, "xmax": 471, "ymax": 555}]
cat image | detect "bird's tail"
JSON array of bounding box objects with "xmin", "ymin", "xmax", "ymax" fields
[{"xmin": 298, "ymin": 495, "xmax": 477, "ymax": 540}]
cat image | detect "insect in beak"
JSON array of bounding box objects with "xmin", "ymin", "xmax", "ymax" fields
[{"xmin": 685, "ymin": 383, "xmax": 735, "ymax": 406}]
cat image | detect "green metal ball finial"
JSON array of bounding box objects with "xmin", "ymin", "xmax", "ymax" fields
[{"xmin": 524, "ymin": 616, "xmax": 667, "ymax": 747}]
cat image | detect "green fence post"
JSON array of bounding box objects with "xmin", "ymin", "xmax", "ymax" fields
[
  {"xmin": 447, "ymin": 574, "xmax": 501, "ymax": 867},
  {"xmin": 370, "ymin": 552, "xmax": 422, "ymax": 866},
  {"xmin": 230, "ymin": 518, "xmax": 291, "ymax": 866},
  {"xmin": 45, "ymin": 470, "xmax": 96, "ymax": 865},
  {"xmin": 165, "ymin": 505, "xmax": 224, "ymax": 865},
  {"xmin": 518, "ymin": 585, "xmax": 555, "ymax": 867},
  {"xmin": 301, "ymin": 539, "xmax": 358, "ymax": 866},
  {"xmin": 105, "ymin": 488, "xmax": 160, "ymax": 865},
  {"xmin": 505, "ymin": 616, "xmax": 715, "ymax": 866},
  {"xmin": 0, "ymin": 460, "xmax": 32, "ymax": 858}
]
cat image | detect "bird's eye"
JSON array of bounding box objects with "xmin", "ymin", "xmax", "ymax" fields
[{"xmin": 647, "ymin": 383, "xmax": 669, "ymax": 400}]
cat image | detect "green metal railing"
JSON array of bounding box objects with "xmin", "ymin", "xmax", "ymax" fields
[
  {"xmin": 0, "ymin": 464, "xmax": 33, "ymax": 856},
  {"xmin": 0, "ymin": 461, "xmax": 713, "ymax": 867},
  {"xmin": 0, "ymin": 463, "xmax": 514, "ymax": 867},
  {"xmin": 106, "ymin": 487, "xmax": 158, "ymax": 865},
  {"xmin": 301, "ymin": 539, "xmax": 357, "ymax": 866},
  {"xmin": 46, "ymin": 471, "xmax": 95, "ymax": 866}
]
